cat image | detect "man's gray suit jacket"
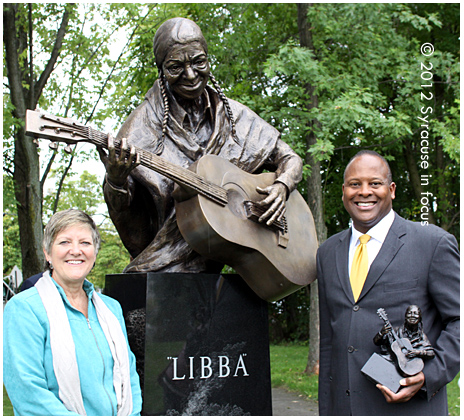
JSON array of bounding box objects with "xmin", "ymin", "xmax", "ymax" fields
[{"xmin": 317, "ymin": 213, "xmax": 460, "ymax": 416}]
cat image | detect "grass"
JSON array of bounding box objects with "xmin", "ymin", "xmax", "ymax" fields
[
  {"xmin": 3, "ymin": 386, "xmax": 14, "ymax": 416},
  {"xmin": 270, "ymin": 342, "xmax": 460, "ymax": 416},
  {"xmin": 3, "ymin": 343, "xmax": 460, "ymax": 415},
  {"xmin": 270, "ymin": 343, "xmax": 319, "ymax": 399},
  {"xmin": 448, "ymin": 374, "xmax": 461, "ymax": 416}
]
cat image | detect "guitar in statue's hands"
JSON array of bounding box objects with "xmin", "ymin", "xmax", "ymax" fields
[{"xmin": 25, "ymin": 109, "xmax": 318, "ymax": 302}]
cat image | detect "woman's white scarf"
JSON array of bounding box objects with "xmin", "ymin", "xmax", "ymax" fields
[{"xmin": 35, "ymin": 271, "xmax": 133, "ymax": 416}]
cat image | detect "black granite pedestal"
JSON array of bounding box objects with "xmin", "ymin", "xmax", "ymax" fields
[{"xmin": 104, "ymin": 273, "xmax": 272, "ymax": 416}]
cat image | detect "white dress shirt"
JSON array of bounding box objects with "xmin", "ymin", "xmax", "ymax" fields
[{"xmin": 348, "ymin": 209, "xmax": 395, "ymax": 275}]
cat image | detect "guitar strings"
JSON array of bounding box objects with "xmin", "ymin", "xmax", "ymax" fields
[
  {"xmin": 40, "ymin": 115, "xmax": 286, "ymax": 229},
  {"xmin": 83, "ymin": 123, "xmax": 228, "ymax": 206},
  {"xmin": 39, "ymin": 114, "xmax": 227, "ymax": 206}
]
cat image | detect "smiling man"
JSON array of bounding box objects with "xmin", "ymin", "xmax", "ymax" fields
[
  {"xmin": 317, "ymin": 150, "xmax": 460, "ymax": 415},
  {"xmin": 342, "ymin": 152, "xmax": 395, "ymax": 233}
]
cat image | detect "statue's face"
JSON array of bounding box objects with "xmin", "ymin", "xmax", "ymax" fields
[
  {"xmin": 162, "ymin": 41, "xmax": 210, "ymax": 100},
  {"xmin": 405, "ymin": 306, "xmax": 421, "ymax": 326}
]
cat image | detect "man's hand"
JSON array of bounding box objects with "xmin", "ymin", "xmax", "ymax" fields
[
  {"xmin": 256, "ymin": 182, "xmax": 288, "ymax": 225},
  {"xmin": 98, "ymin": 134, "xmax": 140, "ymax": 187},
  {"xmin": 376, "ymin": 371, "xmax": 425, "ymax": 403}
]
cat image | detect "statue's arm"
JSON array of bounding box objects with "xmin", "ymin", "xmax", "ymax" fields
[
  {"xmin": 267, "ymin": 140, "xmax": 303, "ymax": 195},
  {"xmin": 102, "ymin": 173, "xmax": 158, "ymax": 258},
  {"xmin": 255, "ymin": 140, "xmax": 303, "ymax": 225}
]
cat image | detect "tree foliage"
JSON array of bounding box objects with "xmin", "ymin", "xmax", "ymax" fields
[
  {"xmin": 43, "ymin": 171, "xmax": 102, "ymax": 220},
  {"xmin": 264, "ymin": 3, "xmax": 459, "ymax": 240}
]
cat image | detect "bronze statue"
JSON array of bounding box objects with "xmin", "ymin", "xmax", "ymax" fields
[
  {"xmin": 374, "ymin": 306, "xmax": 435, "ymax": 376},
  {"xmin": 24, "ymin": 18, "xmax": 316, "ymax": 300},
  {"xmin": 24, "ymin": 19, "xmax": 317, "ymax": 301},
  {"xmin": 95, "ymin": 17, "xmax": 316, "ymax": 300},
  {"xmin": 360, "ymin": 305, "xmax": 435, "ymax": 393}
]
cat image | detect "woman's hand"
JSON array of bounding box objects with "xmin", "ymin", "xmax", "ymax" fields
[
  {"xmin": 98, "ymin": 134, "xmax": 140, "ymax": 187},
  {"xmin": 256, "ymin": 182, "xmax": 288, "ymax": 225},
  {"xmin": 376, "ymin": 371, "xmax": 425, "ymax": 403}
]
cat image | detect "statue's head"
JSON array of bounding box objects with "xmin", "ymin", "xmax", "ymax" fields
[
  {"xmin": 153, "ymin": 18, "xmax": 210, "ymax": 101},
  {"xmin": 153, "ymin": 18, "xmax": 238, "ymax": 147},
  {"xmin": 405, "ymin": 305, "xmax": 422, "ymax": 327},
  {"xmin": 153, "ymin": 18, "xmax": 208, "ymax": 69}
]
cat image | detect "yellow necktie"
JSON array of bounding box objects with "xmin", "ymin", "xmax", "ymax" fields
[{"xmin": 350, "ymin": 234, "xmax": 371, "ymax": 301}]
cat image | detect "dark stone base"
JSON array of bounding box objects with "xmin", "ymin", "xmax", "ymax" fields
[
  {"xmin": 361, "ymin": 352, "xmax": 404, "ymax": 393},
  {"xmin": 104, "ymin": 273, "xmax": 272, "ymax": 416}
]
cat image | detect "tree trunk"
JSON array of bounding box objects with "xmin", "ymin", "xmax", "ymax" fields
[
  {"xmin": 297, "ymin": 3, "xmax": 327, "ymax": 376},
  {"xmin": 4, "ymin": 3, "xmax": 70, "ymax": 278},
  {"xmin": 13, "ymin": 131, "xmax": 44, "ymax": 279},
  {"xmin": 4, "ymin": 4, "xmax": 43, "ymax": 278}
]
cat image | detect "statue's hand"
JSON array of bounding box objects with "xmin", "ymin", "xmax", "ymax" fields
[
  {"xmin": 98, "ymin": 134, "xmax": 140, "ymax": 187},
  {"xmin": 406, "ymin": 349, "xmax": 421, "ymax": 359},
  {"xmin": 406, "ymin": 350, "xmax": 415, "ymax": 359},
  {"xmin": 256, "ymin": 182, "xmax": 288, "ymax": 226},
  {"xmin": 381, "ymin": 325, "xmax": 392, "ymax": 337}
]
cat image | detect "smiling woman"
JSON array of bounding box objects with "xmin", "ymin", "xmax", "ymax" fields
[
  {"xmin": 42, "ymin": 211, "xmax": 100, "ymax": 315},
  {"xmin": 3, "ymin": 209, "xmax": 142, "ymax": 416}
]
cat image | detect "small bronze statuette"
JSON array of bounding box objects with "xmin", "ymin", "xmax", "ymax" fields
[{"xmin": 361, "ymin": 305, "xmax": 435, "ymax": 392}]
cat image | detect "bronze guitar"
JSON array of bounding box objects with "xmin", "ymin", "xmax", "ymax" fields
[{"xmin": 26, "ymin": 109, "xmax": 318, "ymax": 302}]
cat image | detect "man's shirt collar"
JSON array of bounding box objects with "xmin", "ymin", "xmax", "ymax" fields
[{"xmin": 350, "ymin": 209, "xmax": 395, "ymax": 245}]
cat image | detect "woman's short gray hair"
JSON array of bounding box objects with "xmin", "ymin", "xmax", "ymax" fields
[{"xmin": 42, "ymin": 209, "xmax": 101, "ymax": 271}]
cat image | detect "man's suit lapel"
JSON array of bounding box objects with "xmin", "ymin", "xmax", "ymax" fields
[
  {"xmin": 335, "ymin": 229, "xmax": 355, "ymax": 302},
  {"xmin": 358, "ymin": 213, "xmax": 407, "ymax": 301}
]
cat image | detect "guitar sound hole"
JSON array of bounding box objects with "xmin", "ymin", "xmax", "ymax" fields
[{"xmin": 226, "ymin": 188, "xmax": 249, "ymax": 220}]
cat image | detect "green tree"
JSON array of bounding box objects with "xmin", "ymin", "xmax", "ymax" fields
[
  {"xmin": 3, "ymin": 176, "xmax": 22, "ymax": 275},
  {"xmin": 4, "ymin": 3, "xmax": 71, "ymax": 278},
  {"xmin": 266, "ymin": 3, "xmax": 459, "ymax": 230},
  {"xmin": 43, "ymin": 170, "xmax": 103, "ymax": 221},
  {"xmin": 3, "ymin": 3, "xmax": 164, "ymax": 277},
  {"xmin": 88, "ymin": 224, "xmax": 131, "ymax": 290}
]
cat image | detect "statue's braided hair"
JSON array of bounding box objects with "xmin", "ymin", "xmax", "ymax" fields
[
  {"xmin": 208, "ymin": 73, "xmax": 239, "ymax": 144},
  {"xmin": 159, "ymin": 73, "xmax": 170, "ymax": 139},
  {"xmin": 159, "ymin": 71, "xmax": 240, "ymax": 146}
]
